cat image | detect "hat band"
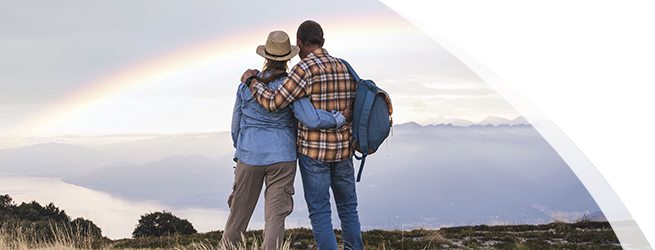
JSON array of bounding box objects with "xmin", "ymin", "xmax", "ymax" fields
[{"xmin": 265, "ymin": 49, "xmax": 291, "ymax": 58}]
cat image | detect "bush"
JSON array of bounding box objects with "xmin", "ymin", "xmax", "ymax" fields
[
  {"xmin": 70, "ymin": 217, "xmax": 103, "ymax": 238},
  {"xmin": 132, "ymin": 211, "xmax": 197, "ymax": 238}
]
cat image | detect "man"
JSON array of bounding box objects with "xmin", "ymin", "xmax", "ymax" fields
[{"xmin": 241, "ymin": 20, "xmax": 363, "ymax": 250}]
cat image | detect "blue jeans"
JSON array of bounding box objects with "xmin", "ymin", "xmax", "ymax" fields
[{"xmin": 298, "ymin": 153, "xmax": 364, "ymax": 250}]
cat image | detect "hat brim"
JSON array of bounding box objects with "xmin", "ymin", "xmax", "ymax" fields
[{"xmin": 256, "ymin": 45, "xmax": 300, "ymax": 61}]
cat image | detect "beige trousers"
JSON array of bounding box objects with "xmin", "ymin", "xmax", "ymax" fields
[{"xmin": 220, "ymin": 160, "xmax": 296, "ymax": 250}]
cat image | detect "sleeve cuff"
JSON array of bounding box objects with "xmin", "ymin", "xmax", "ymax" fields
[{"xmin": 332, "ymin": 110, "xmax": 346, "ymax": 128}]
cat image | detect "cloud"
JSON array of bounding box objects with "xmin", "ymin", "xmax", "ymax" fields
[{"xmin": 0, "ymin": 0, "xmax": 522, "ymax": 139}]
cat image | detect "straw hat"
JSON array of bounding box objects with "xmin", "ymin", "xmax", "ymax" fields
[{"xmin": 256, "ymin": 30, "xmax": 300, "ymax": 61}]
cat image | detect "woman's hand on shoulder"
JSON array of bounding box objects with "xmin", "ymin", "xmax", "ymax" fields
[{"xmin": 240, "ymin": 69, "xmax": 260, "ymax": 83}]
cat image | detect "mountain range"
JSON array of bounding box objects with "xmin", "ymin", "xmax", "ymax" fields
[
  {"xmin": 0, "ymin": 121, "xmax": 601, "ymax": 228},
  {"xmin": 420, "ymin": 116, "xmax": 653, "ymax": 142}
]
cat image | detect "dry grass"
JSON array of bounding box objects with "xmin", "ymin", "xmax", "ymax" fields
[
  {"xmin": 1, "ymin": 222, "xmax": 99, "ymax": 250},
  {"xmin": 0, "ymin": 222, "xmax": 294, "ymax": 250},
  {"xmin": 2, "ymin": 217, "xmax": 620, "ymax": 250}
]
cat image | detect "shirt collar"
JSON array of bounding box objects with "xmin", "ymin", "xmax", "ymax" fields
[{"xmin": 307, "ymin": 48, "xmax": 328, "ymax": 59}]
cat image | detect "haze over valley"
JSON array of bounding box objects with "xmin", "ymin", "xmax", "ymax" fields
[{"xmin": 0, "ymin": 117, "xmax": 604, "ymax": 237}]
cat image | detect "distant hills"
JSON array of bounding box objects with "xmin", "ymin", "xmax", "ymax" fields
[
  {"xmin": 418, "ymin": 115, "xmax": 529, "ymax": 127},
  {"xmin": 0, "ymin": 121, "xmax": 602, "ymax": 229},
  {"xmin": 421, "ymin": 116, "xmax": 653, "ymax": 142},
  {"xmin": 355, "ymin": 123, "xmax": 598, "ymax": 228}
]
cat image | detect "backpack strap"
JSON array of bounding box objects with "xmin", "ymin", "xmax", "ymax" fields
[
  {"xmin": 340, "ymin": 59, "xmax": 378, "ymax": 90},
  {"xmin": 340, "ymin": 59, "xmax": 360, "ymax": 82},
  {"xmin": 356, "ymin": 157, "xmax": 366, "ymax": 182}
]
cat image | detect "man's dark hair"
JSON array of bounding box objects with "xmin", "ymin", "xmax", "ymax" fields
[{"xmin": 297, "ymin": 20, "xmax": 323, "ymax": 46}]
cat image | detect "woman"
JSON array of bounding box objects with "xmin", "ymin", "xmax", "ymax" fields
[{"xmin": 221, "ymin": 30, "xmax": 345, "ymax": 250}]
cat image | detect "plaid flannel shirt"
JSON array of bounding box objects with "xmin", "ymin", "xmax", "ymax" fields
[{"xmin": 250, "ymin": 48, "xmax": 357, "ymax": 162}]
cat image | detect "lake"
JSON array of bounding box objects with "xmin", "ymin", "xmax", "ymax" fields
[{"xmin": 1, "ymin": 175, "xmax": 234, "ymax": 239}]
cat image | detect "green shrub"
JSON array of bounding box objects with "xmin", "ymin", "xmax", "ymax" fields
[{"xmin": 132, "ymin": 211, "xmax": 197, "ymax": 238}]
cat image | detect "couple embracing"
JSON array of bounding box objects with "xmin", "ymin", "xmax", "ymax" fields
[{"xmin": 220, "ymin": 20, "xmax": 364, "ymax": 250}]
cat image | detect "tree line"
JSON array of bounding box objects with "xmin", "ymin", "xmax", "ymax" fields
[
  {"xmin": 1, "ymin": 194, "xmax": 196, "ymax": 239},
  {"xmin": 0, "ymin": 194, "xmax": 102, "ymax": 240}
]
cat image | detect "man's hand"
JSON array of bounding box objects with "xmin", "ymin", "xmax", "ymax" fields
[
  {"xmin": 342, "ymin": 105, "xmax": 353, "ymax": 122},
  {"xmin": 240, "ymin": 69, "xmax": 260, "ymax": 83}
]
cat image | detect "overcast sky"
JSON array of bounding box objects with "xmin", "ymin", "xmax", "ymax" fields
[{"xmin": 0, "ymin": 0, "xmax": 520, "ymax": 147}]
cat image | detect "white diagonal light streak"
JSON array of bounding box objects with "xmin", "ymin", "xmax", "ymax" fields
[{"xmin": 380, "ymin": 0, "xmax": 652, "ymax": 249}]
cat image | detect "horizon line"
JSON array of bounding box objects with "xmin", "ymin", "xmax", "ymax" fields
[{"xmin": 0, "ymin": 120, "xmax": 533, "ymax": 140}]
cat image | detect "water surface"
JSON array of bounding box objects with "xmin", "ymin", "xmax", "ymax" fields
[{"xmin": 1, "ymin": 175, "xmax": 231, "ymax": 239}]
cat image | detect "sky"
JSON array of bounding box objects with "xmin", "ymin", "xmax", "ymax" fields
[{"xmin": 0, "ymin": 0, "xmax": 521, "ymax": 148}]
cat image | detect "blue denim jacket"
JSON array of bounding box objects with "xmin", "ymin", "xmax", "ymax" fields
[{"xmin": 231, "ymin": 76, "xmax": 345, "ymax": 166}]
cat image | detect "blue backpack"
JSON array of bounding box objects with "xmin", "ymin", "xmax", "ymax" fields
[{"xmin": 340, "ymin": 59, "xmax": 393, "ymax": 182}]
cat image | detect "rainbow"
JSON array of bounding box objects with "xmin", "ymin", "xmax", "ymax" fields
[
  {"xmin": 8, "ymin": 26, "xmax": 267, "ymax": 138},
  {"xmin": 7, "ymin": 10, "xmax": 416, "ymax": 138}
]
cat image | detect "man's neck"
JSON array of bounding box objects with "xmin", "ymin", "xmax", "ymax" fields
[{"xmin": 301, "ymin": 45, "xmax": 322, "ymax": 59}]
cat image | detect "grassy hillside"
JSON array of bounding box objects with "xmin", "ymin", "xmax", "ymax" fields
[
  {"xmin": 1, "ymin": 221, "xmax": 621, "ymax": 249},
  {"xmin": 114, "ymin": 222, "xmax": 620, "ymax": 250}
]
